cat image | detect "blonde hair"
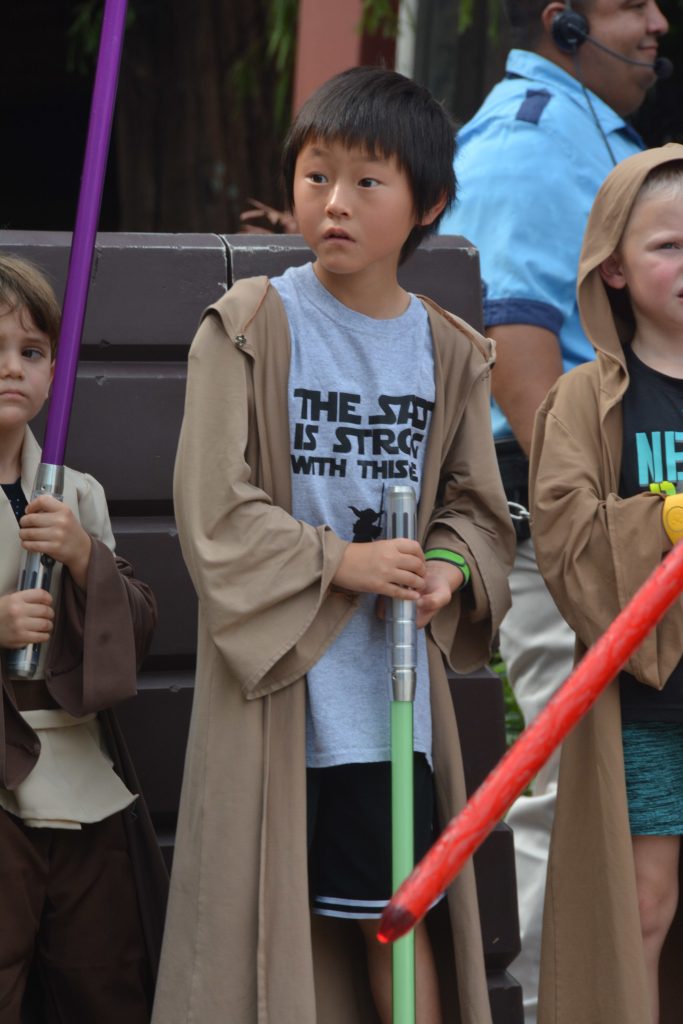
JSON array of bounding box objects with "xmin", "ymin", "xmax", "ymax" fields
[
  {"xmin": 636, "ymin": 161, "xmax": 683, "ymax": 206},
  {"xmin": 0, "ymin": 254, "xmax": 61, "ymax": 358}
]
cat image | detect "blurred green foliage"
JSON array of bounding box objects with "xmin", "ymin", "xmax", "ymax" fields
[
  {"xmin": 67, "ymin": 0, "xmax": 138, "ymax": 75},
  {"xmin": 490, "ymin": 650, "xmax": 531, "ymax": 795},
  {"xmin": 490, "ymin": 650, "xmax": 525, "ymax": 748},
  {"xmin": 67, "ymin": 0, "xmax": 400, "ymax": 133},
  {"xmin": 268, "ymin": 0, "xmax": 299, "ymax": 129},
  {"xmin": 458, "ymin": 0, "xmax": 500, "ymax": 39},
  {"xmin": 360, "ymin": 0, "xmax": 400, "ymax": 37}
]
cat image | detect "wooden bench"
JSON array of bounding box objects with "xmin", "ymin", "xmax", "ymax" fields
[{"xmin": 0, "ymin": 229, "xmax": 523, "ymax": 1022}]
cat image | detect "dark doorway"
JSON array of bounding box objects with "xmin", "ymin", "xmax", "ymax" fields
[{"xmin": 1, "ymin": 2, "xmax": 120, "ymax": 231}]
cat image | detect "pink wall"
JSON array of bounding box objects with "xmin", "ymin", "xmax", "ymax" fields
[{"xmin": 292, "ymin": 0, "xmax": 364, "ymax": 113}]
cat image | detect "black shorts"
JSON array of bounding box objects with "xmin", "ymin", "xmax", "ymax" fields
[{"xmin": 307, "ymin": 756, "xmax": 435, "ymax": 919}]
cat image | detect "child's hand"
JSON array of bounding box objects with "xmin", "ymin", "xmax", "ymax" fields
[
  {"xmin": 0, "ymin": 589, "xmax": 54, "ymax": 648},
  {"xmin": 415, "ymin": 560, "xmax": 464, "ymax": 629},
  {"xmin": 19, "ymin": 495, "xmax": 92, "ymax": 590},
  {"xmin": 333, "ymin": 539, "xmax": 426, "ymax": 599}
]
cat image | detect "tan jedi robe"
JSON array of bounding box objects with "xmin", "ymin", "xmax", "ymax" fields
[
  {"xmin": 531, "ymin": 144, "xmax": 683, "ymax": 1024},
  {"xmin": 153, "ymin": 276, "xmax": 514, "ymax": 1024}
]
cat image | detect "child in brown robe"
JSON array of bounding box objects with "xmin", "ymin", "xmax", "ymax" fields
[{"xmin": 0, "ymin": 253, "xmax": 161, "ymax": 1023}]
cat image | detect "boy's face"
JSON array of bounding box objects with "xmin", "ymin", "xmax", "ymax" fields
[
  {"xmin": 0, "ymin": 305, "xmax": 54, "ymax": 434},
  {"xmin": 292, "ymin": 139, "xmax": 439, "ymax": 283},
  {"xmin": 600, "ymin": 190, "xmax": 683, "ymax": 337}
]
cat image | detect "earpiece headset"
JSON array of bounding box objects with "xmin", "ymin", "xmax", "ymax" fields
[{"xmin": 551, "ymin": 0, "xmax": 588, "ymax": 54}]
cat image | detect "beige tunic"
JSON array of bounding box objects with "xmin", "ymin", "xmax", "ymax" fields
[{"xmin": 153, "ymin": 277, "xmax": 514, "ymax": 1024}]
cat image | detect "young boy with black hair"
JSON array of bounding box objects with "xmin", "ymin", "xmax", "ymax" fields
[
  {"xmin": 531, "ymin": 144, "xmax": 683, "ymax": 1024},
  {"xmin": 154, "ymin": 66, "xmax": 513, "ymax": 1024},
  {"xmin": 0, "ymin": 254, "xmax": 163, "ymax": 1021}
]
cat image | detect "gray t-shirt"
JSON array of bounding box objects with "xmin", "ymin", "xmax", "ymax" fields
[{"xmin": 271, "ymin": 263, "xmax": 435, "ymax": 768}]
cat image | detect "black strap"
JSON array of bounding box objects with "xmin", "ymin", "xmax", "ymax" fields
[{"xmin": 495, "ymin": 439, "xmax": 531, "ymax": 542}]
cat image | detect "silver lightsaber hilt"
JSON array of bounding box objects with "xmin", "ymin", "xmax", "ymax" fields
[
  {"xmin": 386, "ymin": 485, "xmax": 418, "ymax": 703},
  {"xmin": 6, "ymin": 463, "xmax": 65, "ymax": 680}
]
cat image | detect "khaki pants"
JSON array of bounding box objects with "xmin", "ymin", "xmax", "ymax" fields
[
  {"xmin": 500, "ymin": 538, "xmax": 575, "ymax": 1024},
  {"xmin": 0, "ymin": 808, "xmax": 149, "ymax": 1024}
]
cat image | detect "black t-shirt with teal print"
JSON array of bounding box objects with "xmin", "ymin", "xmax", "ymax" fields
[{"xmin": 619, "ymin": 347, "xmax": 683, "ymax": 721}]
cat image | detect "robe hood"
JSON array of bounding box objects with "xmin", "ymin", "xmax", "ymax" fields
[{"xmin": 578, "ymin": 143, "xmax": 683, "ymax": 363}]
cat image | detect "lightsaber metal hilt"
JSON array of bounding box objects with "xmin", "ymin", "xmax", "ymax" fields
[
  {"xmin": 6, "ymin": 463, "xmax": 65, "ymax": 680},
  {"xmin": 386, "ymin": 485, "xmax": 418, "ymax": 703}
]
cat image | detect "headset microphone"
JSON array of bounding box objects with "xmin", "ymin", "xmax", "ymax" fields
[
  {"xmin": 581, "ymin": 33, "xmax": 673, "ymax": 79},
  {"xmin": 654, "ymin": 57, "xmax": 674, "ymax": 81}
]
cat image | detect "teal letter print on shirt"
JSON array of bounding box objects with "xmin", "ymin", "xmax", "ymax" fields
[{"xmin": 636, "ymin": 431, "xmax": 663, "ymax": 487}]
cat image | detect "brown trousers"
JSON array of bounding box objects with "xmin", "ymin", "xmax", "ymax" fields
[{"xmin": 0, "ymin": 807, "xmax": 149, "ymax": 1024}]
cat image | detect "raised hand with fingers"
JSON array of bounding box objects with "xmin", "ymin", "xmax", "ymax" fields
[
  {"xmin": 19, "ymin": 494, "xmax": 92, "ymax": 590},
  {"xmin": 416, "ymin": 560, "xmax": 465, "ymax": 629}
]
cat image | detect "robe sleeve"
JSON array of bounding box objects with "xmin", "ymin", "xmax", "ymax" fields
[
  {"xmin": 424, "ymin": 368, "xmax": 515, "ymax": 673},
  {"xmin": 173, "ymin": 308, "xmax": 355, "ymax": 700},
  {"xmin": 530, "ymin": 377, "xmax": 680, "ymax": 688},
  {"xmin": 45, "ymin": 470, "xmax": 157, "ymax": 714},
  {"xmin": 46, "ymin": 541, "xmax": 157, "ymax": 714}
]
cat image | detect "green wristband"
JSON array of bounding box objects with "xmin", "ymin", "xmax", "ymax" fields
[{"xmin": 424, "ymin": 548, "xmax": 471, "ymax": 586}]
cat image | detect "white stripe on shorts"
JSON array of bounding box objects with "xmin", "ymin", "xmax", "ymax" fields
[
  {"xmin": 312, "ymin": 892, "xmax": 444, "ymax": 920},
  {"xmin": 312, "ymin": 894, "xmax": 388, "ymax": 919}
]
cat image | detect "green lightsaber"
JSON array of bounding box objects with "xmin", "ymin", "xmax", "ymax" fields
[{"xmin": 386, "ymin": 484, "xmax": 417, "ymax": 1024}]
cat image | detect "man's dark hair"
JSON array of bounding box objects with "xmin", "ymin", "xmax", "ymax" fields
[
  {"xmin": 282, "ymin": 66, "xmax": 456, "ymax": 264},
  {"xmin": 504, "ymin": 0, "xmax": 591, "ymax": 49}
]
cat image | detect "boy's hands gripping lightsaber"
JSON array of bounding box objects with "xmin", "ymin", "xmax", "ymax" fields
[
  {"xmin": 8, "ymin": 0, "xmax": 128, "ymax": 679},
  {"xmin": 386, "ymin": 484, "xmax": 418, "ymax": 1024}
]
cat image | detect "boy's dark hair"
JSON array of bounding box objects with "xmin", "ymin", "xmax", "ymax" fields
[
  {"xmin": 504, "ymin": 0, "xmax": 592, "ymax": 49},
  {"xmin": 0, "ymin": 254, "xmax": 61, "ymax": 358},
  {"xmin": 282, "ymin": 66, "xmax": 456, "ymax": 264}
]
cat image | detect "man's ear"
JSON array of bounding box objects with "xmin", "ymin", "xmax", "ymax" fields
[
  {"xmin": 419, "ymin": 192, "xmax": 448, "ymax": 227},
  {"xmin": 540, "ymin": 2, "xmax": 570, "ymax": 38},
  {"xmin": 599, "ymin": 252, "xmax": 628, "ymax": 290}
]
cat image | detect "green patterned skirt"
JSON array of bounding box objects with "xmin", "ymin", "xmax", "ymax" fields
[{"xmin": 623, "ymin": 722, "xmax": 683, "ymax": 835}]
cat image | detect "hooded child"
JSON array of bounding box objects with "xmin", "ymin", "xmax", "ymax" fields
[
  {"xmin": 0, "ymin": 253, "xmax": 166, "ymax": 1023},
  {"xmin": 530, "ymin": 143, "xmax": 683, "ymax": 1024},
  {"xmin": 152, "ymin": 67, "xmax": 514, "ymax": 1024}
]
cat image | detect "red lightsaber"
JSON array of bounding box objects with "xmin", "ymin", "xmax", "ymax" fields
[{"xmin": 378, "ymin": 539, "xmax": 683, "ymax": 944}]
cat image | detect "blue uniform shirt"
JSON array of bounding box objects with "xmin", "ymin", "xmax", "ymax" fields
[{"xmin": 440, "ymin": 49, "xmax": 644, "ymax": 439}]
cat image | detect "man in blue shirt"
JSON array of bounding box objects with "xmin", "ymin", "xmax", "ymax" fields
[{"xmin": 441, "ymin": 2, "xmax": 669, "ymax": 1021}]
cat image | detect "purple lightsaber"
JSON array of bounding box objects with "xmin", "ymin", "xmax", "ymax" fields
[{"xmin": 8, "ymin": 0, "xmax": 128, "ymax": 679}]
